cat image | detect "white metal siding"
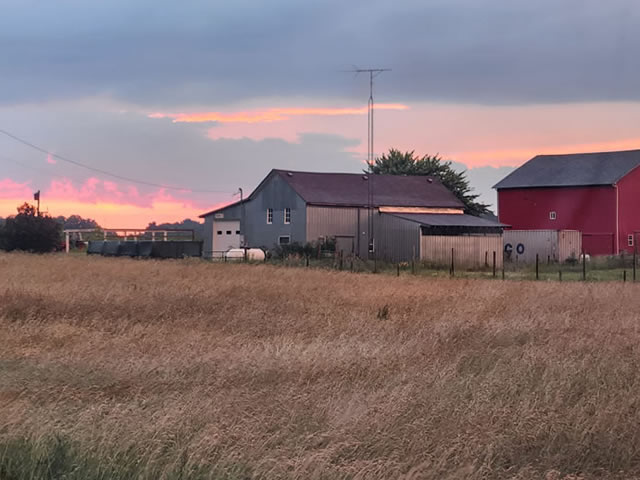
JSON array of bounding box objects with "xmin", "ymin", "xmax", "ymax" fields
[
  {"xmin": 504, "ymin": 230, "xmax": 581, "ymax": 263},
  {"xmin": 420, "ymin": 235, "xmax": 503, "ymax": 269}
]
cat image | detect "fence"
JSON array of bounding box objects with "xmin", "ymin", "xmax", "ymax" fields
[{"xmin": 255, "ymin": 247, "xmax": 640, "ymax": 283}]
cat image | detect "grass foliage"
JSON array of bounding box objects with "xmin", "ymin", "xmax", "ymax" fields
[{"xmin": 2, "ymin": 252, "xmax": 640, "ymax": 479}]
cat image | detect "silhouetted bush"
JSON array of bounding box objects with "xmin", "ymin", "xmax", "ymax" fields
[{"xmin": 0, "ymin": 203, "xmax": 62, "ymax": 253}]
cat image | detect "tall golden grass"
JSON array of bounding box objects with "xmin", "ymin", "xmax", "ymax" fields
[{"xmin": 2, "ymin": 252, "xmax": 640, "ymax": 479}]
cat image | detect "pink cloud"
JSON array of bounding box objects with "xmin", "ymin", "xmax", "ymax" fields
[
  {"xmin": 0, "ymin": 177, "xmax": 211, "ymax": 228},
  {"xmin": 0, "ymin": 178, "xmax": 32, "ymax": 199}
]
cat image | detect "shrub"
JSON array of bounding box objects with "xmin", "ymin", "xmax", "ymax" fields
[{"xmin": 0, "ymin": 203, "xmax": 62, "ymax": 253}]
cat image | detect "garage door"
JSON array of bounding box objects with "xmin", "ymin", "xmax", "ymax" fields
[{"xmin": 213, "ymin": 220, "xmax": 241, "ymax": 254}]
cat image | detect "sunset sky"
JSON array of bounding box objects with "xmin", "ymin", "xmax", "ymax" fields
[{"xmin": 2, "ymin": 0, "xmax": 640, "ymax": 227}]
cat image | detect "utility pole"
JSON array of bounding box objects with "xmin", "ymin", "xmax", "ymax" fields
[
  {"xmin": 238, "ymin": 187, "xmax": 245, "ymax": 247},
  {"xmin": 349, "ymin": 67, "xmax": 390, "ymax": 258}
]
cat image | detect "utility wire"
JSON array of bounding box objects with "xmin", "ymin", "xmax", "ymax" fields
[{"xmin": 0, "ymin": 128, "xmax": 234, "ymax": 194}]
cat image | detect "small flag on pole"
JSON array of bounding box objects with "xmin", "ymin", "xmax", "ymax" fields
[{"xmin": 33, "ymin": 190, "xmax": 40, "ymax": 201}]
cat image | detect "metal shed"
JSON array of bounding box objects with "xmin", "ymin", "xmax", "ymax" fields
[{"xmin": 375, "ymin": 212, "xmax": 506, "ymax": 266}]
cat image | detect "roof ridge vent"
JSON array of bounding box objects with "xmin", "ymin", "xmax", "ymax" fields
[
  {"xmin": 362, "ymin": 175, "xmax": 369, "ymax": 180},
  {"xmin": 287, "ymin": 172, "xmax": 293, "ymax": 177}
]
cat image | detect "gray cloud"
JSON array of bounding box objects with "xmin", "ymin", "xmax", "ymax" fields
[
  {"xmin": 0, "ymin": 107, "xmax": 363, "ymax": 210},
  {"xmin": 1, "ymin": 0, "xmax": 639, "ymax": 107}
]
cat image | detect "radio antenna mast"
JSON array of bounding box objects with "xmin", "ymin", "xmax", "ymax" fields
[
  {"xmin": 349, "ymin": 68, "xmax": 391, "ymax": 170},
  {"xmin": 347, "ymin": 67, "xmax": 390, "ymax": 259}
]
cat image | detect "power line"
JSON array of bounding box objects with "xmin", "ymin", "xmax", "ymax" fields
[{"xmin": 0, "ymin": 128, "xmax": 234, "ymax": 194}]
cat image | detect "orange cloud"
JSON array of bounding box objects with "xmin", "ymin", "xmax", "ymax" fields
[{"xmin": 149, "ymin": 104, "xmax": 409, "ymax": 124}]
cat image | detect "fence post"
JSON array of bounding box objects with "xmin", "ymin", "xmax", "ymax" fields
[
  {"xmin": 485, "ymin": 251, "xmax": 488, "ymax": 268},
  {"xmin": 492, "ymin": 251, "xmax": 496, "ymax": 278},
  {"xmin": 535, "ymin": 254, "xmax": 539, "ymax": 280},
  {"xmin": 397, "ymin": 263, "xmax": 400, "ymax": 277},
  {"xmin": 559, "ymin": 269, "xmax": 562, "ymax": 282},
  {"xmin": 582, "ymin": 251, "xmax": 586, "ymax": 281},
  {"xmin": 450, "ymin": 248, "xmax": 455, "ymax": 277},
  {"xmin": 350, "ymin": 259, "xmax": 354, "ymax": 273},
  {"xmin": 624, "ymin": 270, "xmax": 627, "ymax": 283},
  {"xmin": 634, "ymin": 246, "xmax": 637, "ymax": 282},
  {"xmin": 502, "ymin": 251, "xmax": 505, "ymax": 280},
  {"xmin": 306, "ymin": 255, "xmax": 309, "ymax": 268},
  {"xmin": 339, "ymin": 250, "xmax": 343, "ymax": 271}
]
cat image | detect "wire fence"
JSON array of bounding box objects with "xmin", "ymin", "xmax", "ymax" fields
[{"xmin": 209, "ymin": 248, "xmax": 640, "ymax": 283}]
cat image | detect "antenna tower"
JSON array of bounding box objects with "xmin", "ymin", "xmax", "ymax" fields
[{"xmin": 349, "ymin": 67, "xmax": 390, "ymax": 259}]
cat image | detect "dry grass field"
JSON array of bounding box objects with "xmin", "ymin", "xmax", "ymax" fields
[{"xmin": 2, "ymin": 253, "xmax": 640, "ymax": 479}]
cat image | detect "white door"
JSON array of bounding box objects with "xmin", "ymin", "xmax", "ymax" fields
[{"xmin": 213, "ymin": 220, "xmax": 240, "ymax": 254}]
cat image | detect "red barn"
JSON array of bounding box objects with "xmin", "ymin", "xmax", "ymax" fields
[{"xmin": 494, "ymin": 150, "xmax": 640, "ymax": 256}]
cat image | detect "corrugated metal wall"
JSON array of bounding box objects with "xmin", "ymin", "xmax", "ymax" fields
[
  {"xmin": 306, "ymin": 207, "xmax": 420, "ymax": 261},
  {"xmin": 374, "ymin": 213, "xmax": 420, "ymax": 262},
  {"xmin": 420, "ymin": 235, "xmax": 503, "ymax": 268},
  {"xmin": 503, "ymin": 230, "xmax": 557, "ymax": 263},
  {"xmin": 306, "ymin": 206, "xmax": 364, "ymax": 255},
  {"xmin": 504, "ymin": 230, "xmax": 581, "ymax": 263},
  {"xmin": 558, "ymin": 230, "xmax": 582, "ymax": 261}
]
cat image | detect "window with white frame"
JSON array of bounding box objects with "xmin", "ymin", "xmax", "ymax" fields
[
  {"xmin": 629, "ymin": 234, "xmax": 634, "ymax": 247},
  {"xmin": 278, "ymin": 235, "xmax": 290, "ymax": 245},
  {"xmin": 266, "ymin": 208, "xmax": 273, "ymax": 224},
  {"xmin": 284, "ymin": 208, "xmax": 291, "ymax": 224},
  {"xmin": 549, "ymin": 211, "xmax": 557, "ymax": 220}
]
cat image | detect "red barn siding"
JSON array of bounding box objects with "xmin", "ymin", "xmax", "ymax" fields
[
  {"xmin": 617, "ymin": 166, "xmax": 640, "ymax": 254},
  {"xmin": 498, "ymin": 186, "xmax": 617, "ymax": 255}
]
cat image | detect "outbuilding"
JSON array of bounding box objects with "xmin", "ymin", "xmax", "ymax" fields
[
  {"xmin": 200, "ymin": 169, "xmax": 505, "ymax": 264},
  {"xmin": 494, "ymin": 150, "xmax": 640, "ymax": 256}
]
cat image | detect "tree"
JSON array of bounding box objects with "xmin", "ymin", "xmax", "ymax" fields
[
  {"xmin": 369, "ymin": 149, "xmax": 489, "ymax": 216},
  {"xmin": 0, "ymin": 203, "xmax": 62, "ymax": 253},
  {"xmin": 146, "ymin": 219, "xmax": 204, "ymax": 240},
  {"xmin": 55, "ymin": 215, "xmax": 100, "ymax": 230}
]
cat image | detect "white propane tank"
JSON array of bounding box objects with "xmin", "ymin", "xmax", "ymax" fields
[
  {"xmin": 224, "ymin": 248, "xmax": 265, "ymax": 261},
  {"xmin": 246, "ymin": 248, "xmax": 266, "ymax": 261}
]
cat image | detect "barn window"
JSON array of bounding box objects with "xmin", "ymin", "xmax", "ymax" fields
[
  {"xmin": 217, "ymin": 231, "xmax": 222, "ymax": 235},
  {"xmin": 236, "ymin": 230, "xmax": 240, "ymax": 235},
  {"xmin": 284, "ymin": 208, "xmax": 291, "ymax": 224},
  {"xmin": 549, "ymin": 211, "xmax": 557, "ymax": 220},
  {"xmin": 278, "ymin": 235, "xmax": 290, "ymax": 245},
  {"xmin": 226, "ymin": 230, "xmax": 232, "ymax": 235},
  {"xmin": 267, "ymin": 208, "xmax": 273, "ymax": 224},
  {"xmin": 628, "ymin": 235, "xmax": 634, "ymax": 247}
]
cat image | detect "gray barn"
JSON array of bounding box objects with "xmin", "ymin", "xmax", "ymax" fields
[{"xmin": 200, "ymin": 169, "xmax": 504, "ymax": 262}]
